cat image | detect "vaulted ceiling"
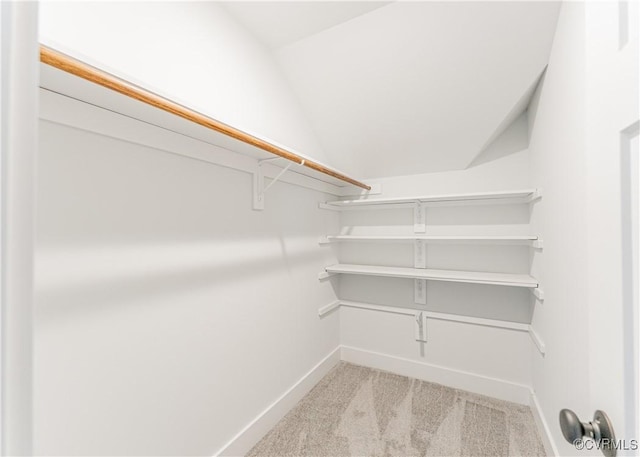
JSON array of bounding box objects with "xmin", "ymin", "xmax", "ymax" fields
[{"xmin": 223, "ymin": 2, "xmax": 561, "ymax": 179}]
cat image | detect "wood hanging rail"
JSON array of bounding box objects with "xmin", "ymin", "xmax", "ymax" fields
[{"xmin": 40, "ymin": 45, "xmax": 371, "ymax": 190}]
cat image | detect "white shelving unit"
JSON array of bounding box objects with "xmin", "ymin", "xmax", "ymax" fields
[
  {"xmin": 321, "ymin": 188, "xmax": 541, "ymax": 210},
  {"xmin": 319, "ymin": 187, "xmax": 544, "ymax": 303},
  {"xmin": 325, "ymin": 264, "xmax": 538, "ymax": 288}
]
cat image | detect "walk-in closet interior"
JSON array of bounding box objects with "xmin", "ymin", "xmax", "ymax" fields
[{"xmin": 1, "ymin": 1, "xmax": 639, "ymax": 456}]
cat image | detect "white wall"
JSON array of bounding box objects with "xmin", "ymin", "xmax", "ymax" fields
[
  {"xmin": 38, "ymin": 1, "xmax": 335, "ymax": 171},
  {"xmin": 367, "ymin": 147, "xmax": 532, "ymax": 197},
  {"xmin": 35, "ymin": 9, "xmax": 351, "ymax": 450},
  {"xmin": 34, "ymin": 91, "xmax": 341, "ymax": 455},
  {"xmin": 528, "ymin": 2, "xmax": 640, "ymax": 454},
  {"xmin": 528, "ymin": 5, "xmax": 590, "ymax": 455},
  {"xmin": 527, "ymin": 6, "xmax": 590, "ymax": 455},
  {"xmin": 335, "ymin": 148, "xmax": 535, "ymax": 402}
]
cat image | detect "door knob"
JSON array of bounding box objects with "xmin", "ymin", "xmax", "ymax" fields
[{"xmin": 559, "ymin": 409, "xmax": 616, "ymax": 457}]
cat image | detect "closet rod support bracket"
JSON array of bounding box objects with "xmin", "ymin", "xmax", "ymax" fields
[{"xmin": 253, "ymin": 158, "xmax": 305, "ymax": 210}]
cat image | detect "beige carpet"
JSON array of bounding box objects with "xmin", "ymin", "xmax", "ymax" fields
[{"xmin": 248, "ymin": 362, "xmax": 545, "ymax": 457}]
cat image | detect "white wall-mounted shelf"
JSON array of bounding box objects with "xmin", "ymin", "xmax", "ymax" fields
[
  {"xmin": 320, "ymin": 235, "xmax": 540, "ymax": 246},
  {"xmin": 321, "ymin": 188, "xmax": 541, "ymax": 210},
  {"xmin": 324, "ymin": 264, "xmax": 538, "ymax": 288},
  {"xmin": 317, "ymin": 299, "xmax": 545, "ymax": 355},
  {"xmin": 319, "ymin": 299, "xmax": 529, "ymax": 330}
]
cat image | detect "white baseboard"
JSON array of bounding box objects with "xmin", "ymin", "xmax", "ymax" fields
[
  {"xmin": 214, "ymin": 347, "xmax": 341, "ymax": 457},
  {"xmin": 340, "ymin": 345, "xmax": 532, "ymax": 405},
  {"xmin": 529, "ymin": 391, "xmax": 559, "ymax": 457}
]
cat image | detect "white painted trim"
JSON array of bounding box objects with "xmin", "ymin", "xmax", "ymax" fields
[
  {"xmin": 621, "ymin": 121, "xmax": 640, "ymax": 445},
  {"xmin": 1, "ymin": 3, "xmax": 38, "ymax": 454},
  {"xmin": 340, "ymin": 346, "xmax": 532, "ymax": 405},
  {"xmin": 214, "ymin": 347, "xmax": 341, "ymax": 457},
  {"xmin": 529, "ymin": 391, "xmax": 559, "ymax": 457},
  {"xmin": 0, "ymin": 7, "xmax": 4, "ymax": 452}
]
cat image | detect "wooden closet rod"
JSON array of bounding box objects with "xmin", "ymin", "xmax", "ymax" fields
[{"xmin": 40, "ymin": 45, "xmax": 371, "ymax": 190}]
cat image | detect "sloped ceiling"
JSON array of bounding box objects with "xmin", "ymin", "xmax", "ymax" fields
[
  {"xmin": 221, "ymin": 2, "xmax": 392, "ymax": 50},
  {"xmin": 224, "ymin": 2, "xmax": 560, "ymax": 179}
]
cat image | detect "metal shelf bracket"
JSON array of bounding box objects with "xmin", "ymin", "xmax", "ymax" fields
[
  {"xmin": 532, "ymin": 239, "xmax": 544, "ymax": 249},
  {"xmin": 415, "ymin": 311, "xmax": 428, "ymax": 342},
  {"xmin": 527, "ymin": 188, "xmax": 543, "ymax": 203},
  {"xmin": 318, "ymin": 270, "xmax": 337, "ymax": 281},
  {"xmin": 253, "ymin": 158, "xmax": 305, "ymax": 210},
  {"xmin": 413, "ymin": 202, "xmax": 426, "ymax": 233},
  {"xmin": 414, "ymin": 212, "xmax": 427, "ymax": 305},
  {"xmin": 532, "ymin": 287, "xmax": 545, "ymax": 301}
]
